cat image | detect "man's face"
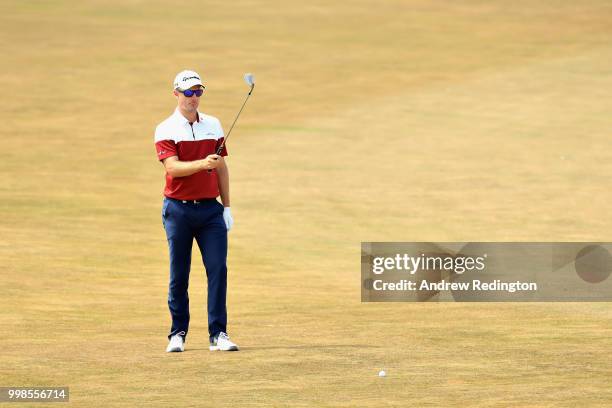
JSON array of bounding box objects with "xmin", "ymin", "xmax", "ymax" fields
[{"xmin": 174, "ymin": 85, "xmax": 204, "ymax": 113}]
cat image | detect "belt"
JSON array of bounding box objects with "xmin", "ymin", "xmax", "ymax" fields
[{"xmin": 167, "ymin": 197, "xmax": 217, "ymax": 204}]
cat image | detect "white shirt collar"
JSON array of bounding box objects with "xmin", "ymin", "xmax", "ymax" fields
[{"xmin": 173, "ymin": 107, "xmax": 204, "ymax": 125}]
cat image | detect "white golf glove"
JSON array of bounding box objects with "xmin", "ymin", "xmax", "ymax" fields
[{"xmin": 223, "ymin": 207, "xmax": 234, "ymax": 231}]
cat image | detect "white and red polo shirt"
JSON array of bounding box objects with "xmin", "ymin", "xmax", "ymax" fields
[{"xmin": 154, "ymin": 108, "xmax": 227, "ymax": 200}]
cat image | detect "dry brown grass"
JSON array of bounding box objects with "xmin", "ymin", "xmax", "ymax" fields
[{"xmin": 1, "ymin": 1, "xmax": 611, "ymax": 406}]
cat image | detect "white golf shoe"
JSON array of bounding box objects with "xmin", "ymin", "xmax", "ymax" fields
[
  {"xmin": 166, "ymin": 332, "xmax": 185, "ymax": 352},
  {"xmin": 209, "ymin": 332, "xmax": 239, "ymax": 351}
]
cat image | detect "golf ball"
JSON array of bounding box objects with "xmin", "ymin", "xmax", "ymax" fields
[{"xmin": 379, "ymin": 370, "xmax": 386, "ymax": 377}]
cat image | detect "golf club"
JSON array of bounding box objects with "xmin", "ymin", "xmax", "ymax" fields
[{"xmin": 208, "ymin": 73, "xmax": 255, "ymax": 172}]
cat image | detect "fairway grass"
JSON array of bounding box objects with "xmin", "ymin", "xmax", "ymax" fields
[{"xmin": 1, "ymin": 1, "xmax": 611, "ymax": 406}]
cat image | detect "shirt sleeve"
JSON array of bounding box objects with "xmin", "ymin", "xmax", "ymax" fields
[
  {"xmin": 154, "ymin": 123, "xmax": 178, "ymax": 161},
  {"xmin": 155, "ymin": 139, "xmax": 178, "ymax": 161}
]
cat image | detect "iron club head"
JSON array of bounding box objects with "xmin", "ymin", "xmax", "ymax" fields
[{"xmin": 244, "ymin": 73, "xmax": 255, "ymax": 87}]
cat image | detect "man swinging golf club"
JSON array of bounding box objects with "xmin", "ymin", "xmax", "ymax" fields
[{"xmin": 154, "ymin": 69, "xmax": 238, "ymax": 352}]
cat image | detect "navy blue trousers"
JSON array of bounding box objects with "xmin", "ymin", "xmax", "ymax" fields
[{"xmin": 162, "ymin": 197, "xmax": 228, "ymax": 341}]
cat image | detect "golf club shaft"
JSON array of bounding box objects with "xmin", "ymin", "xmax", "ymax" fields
[
  {"xmin": 215, "ymin": 83, "xmax": 255, "ymax": 155},
  {"xmin": 207, "ymin": 84, "xmax": 254, "ymax": 172}
]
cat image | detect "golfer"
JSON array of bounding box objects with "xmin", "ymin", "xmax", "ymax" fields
[{"xmin": 154, "ymin": 70, "xmax": 239, "ymax": 352}]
